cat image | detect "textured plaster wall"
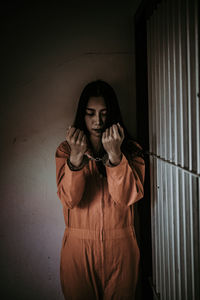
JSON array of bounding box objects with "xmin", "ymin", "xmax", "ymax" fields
[{"xmin": 1, "ymin": 1, "xmax": 141, "ymax": 299}]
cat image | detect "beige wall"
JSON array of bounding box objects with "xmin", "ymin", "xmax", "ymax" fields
[{"xmin": 1, "ymin": 1, "xmax": 141, "ymax": 299}]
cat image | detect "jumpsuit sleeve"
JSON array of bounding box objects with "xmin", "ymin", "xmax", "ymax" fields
[
  {"xmin": 55, "ymin": 141, "xmax": 88, "ymax": 209},
  {"xmin": 105, "ymin": 142, "xmax": 145, "ymax": 207}
]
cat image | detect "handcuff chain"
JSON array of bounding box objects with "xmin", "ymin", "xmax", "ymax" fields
[{"xmin": 85, "ymin": 153, "xmax": 108, "ymax": 162}]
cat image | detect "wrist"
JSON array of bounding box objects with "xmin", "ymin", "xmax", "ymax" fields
[
  {"xmin": 108, "ymin": 152, "xmax": 122, "ymax": 165},
  {"xmin": 70, "ymin": 152, "xmax": 84, "ymax": 167}
]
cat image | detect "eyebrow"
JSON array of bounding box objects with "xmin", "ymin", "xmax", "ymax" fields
[{"xmin": 86, "ymin": 107, "xmax": 107, "ymax": 111}]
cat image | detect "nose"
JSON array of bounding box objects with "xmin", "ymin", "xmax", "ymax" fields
[{"xmin": 94, "ymin": 113, "xmax": 102, "ymax": 125}]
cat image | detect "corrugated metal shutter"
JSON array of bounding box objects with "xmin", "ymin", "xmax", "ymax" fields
[{"xmin": 147, "ymin": 0, "xmax": 200, "ymax": 299}]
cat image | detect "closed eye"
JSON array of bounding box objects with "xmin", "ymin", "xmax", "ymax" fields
[
  {"xmin": 85, "ymin": 110, "xmax": 94, "ymax": 116},
  {"xmin": 85, "ymin": 109, "xmax": 107, "ymax": 116}
]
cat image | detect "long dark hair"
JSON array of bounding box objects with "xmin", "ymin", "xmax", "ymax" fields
[{"xmin": 73, "ymin": 80, "xmax": 144, "ymax": 158}]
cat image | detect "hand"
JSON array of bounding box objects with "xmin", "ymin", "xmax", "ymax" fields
[
  {"xmin": 66, "ymin": 127, "xmax": 87, "ymax": 167},
  {"xmin": 102, "ymin": 123, "xmax": 125, "ymax": 164}
]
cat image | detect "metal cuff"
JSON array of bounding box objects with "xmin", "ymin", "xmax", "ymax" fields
[{"xmin": 66, "ymin": 155, "xmax": 89, "ymax": 171}]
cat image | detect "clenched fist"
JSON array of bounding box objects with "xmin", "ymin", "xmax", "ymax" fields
[
  {"xmin": 66, "ymin": 127, "xmax": 87, "ymax": 167},
  {"xmin": 102, "ymin": 123, "xmax": 124, "ymax": 165}
]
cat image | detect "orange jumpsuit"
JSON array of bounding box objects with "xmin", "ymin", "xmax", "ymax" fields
[{"xmin": 55, "ymin": 141, "xmax": 145, "ymax": 300}]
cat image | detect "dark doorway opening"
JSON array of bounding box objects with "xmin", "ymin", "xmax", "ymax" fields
[{"xmin": 134, "ymin": 1, "xmax": 162, "ymax": 299}]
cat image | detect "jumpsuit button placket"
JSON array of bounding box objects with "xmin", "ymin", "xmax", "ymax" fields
[{"xmin": 101, "ymin": 229, "xmax": 104, "ymax": 241}]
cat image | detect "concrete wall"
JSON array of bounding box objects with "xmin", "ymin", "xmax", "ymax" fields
[{"xmin": 1, "ymin": 1, "xmax": 141, "ymax": 299}]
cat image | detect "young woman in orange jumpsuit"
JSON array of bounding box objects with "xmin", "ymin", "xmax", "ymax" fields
[{"xmin": 55, "ymin": 80, "xmax": 145, "ymax": 300}]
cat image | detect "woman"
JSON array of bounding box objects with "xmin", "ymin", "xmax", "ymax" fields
[{"xmin": 55, "ymin": 80, "xmax": 145, "ymax": 300}]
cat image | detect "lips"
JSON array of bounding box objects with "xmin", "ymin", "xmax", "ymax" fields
[
  {"xmin": 93, "ymin": 128, "xmax": 101, "ymax": 131},
  {"xmin": 92, "ymin": 128, "xmax": 102, "ymax": 133}
]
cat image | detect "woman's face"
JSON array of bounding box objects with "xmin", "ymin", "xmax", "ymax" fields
[{"xmin": 84, "ymin": 96, "xmax": 107, "ymax": 138}]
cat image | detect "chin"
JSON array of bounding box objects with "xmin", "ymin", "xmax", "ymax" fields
[
  {"xmin": 94, "ymin": 133, "xmax": 102, "ymax": 137},
  {"xmin": 90, "ymin": 132, "xmax": 102, "ymax": 138}
]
